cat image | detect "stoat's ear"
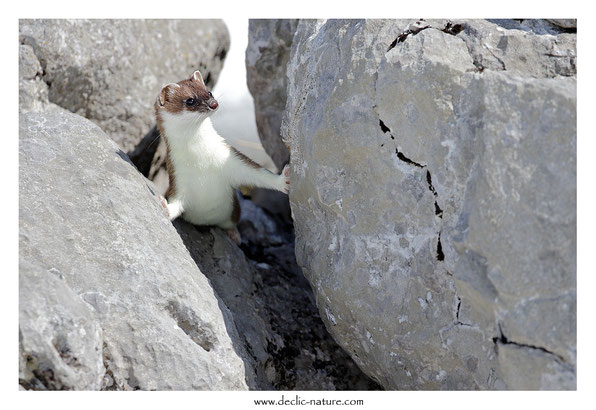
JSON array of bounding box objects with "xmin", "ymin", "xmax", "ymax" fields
[
  {"xmin": 192, "ymin": 70, "xmax": 205, "ymax": 85},
  {"xmin": 158, "ymin": 83, "xmax": 180, "ymax": 106}
]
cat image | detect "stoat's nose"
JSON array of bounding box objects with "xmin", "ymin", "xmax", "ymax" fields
[{"xmin": 209, "ymin": 100, "xmax": 219, "ymax": 110}]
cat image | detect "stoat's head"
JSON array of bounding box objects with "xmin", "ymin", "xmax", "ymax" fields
[{"xmin": 155, "ymin": 70, "xmax": 219, "ymax": 126}]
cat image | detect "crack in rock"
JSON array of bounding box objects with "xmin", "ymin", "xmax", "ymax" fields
[
  {"xmin": 379, "ymin": 119, "xmax": 394, "ymax": 139},
  {"xmin": 379, "ymin": 119, "xmax": 391, "ymax": 134},
  {"xmin": 387, "ymin": 20, "xmax": 465, "ymax": 52},
  {"xmin": 436, "ymin": 233, "xmax": 445, "ymax": 261},
  {"xmin": 387, "ymin": 20, "xmax": 431, "ymax": 51},
  {"xmin": 492, "ymin": 323, "xmax": 567, "ymax": 365},
  {"xmin": 426, "ymin": 170, "xmax": 443, "ymax": 218},
  {"xmin": 439, "ymin": 297, "xmax": 480, "ymax": 347},
  {"xmin": 165, "ymin": 300, "xmax": 215, "ymax": 352},
  {"xmin": 395, "ymin": 149, "xmax": 424, "ymax": 168},
  {"xmin": 456, "ymin": 296, "xmax": 462, "ymax": 320},
  {"xmin": 376, "ymin": 115, "xmax": 445, "ymax": 263},
  {"xmin": 453, "ymin": 295, "xmax": 473, "ymax": 327}
]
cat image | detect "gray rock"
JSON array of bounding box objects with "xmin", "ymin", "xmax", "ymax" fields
[
  {"xmin": 496, "ymin": 342, "xmax": 575, "ymax": 390},
  {"xmin": 20, "ymin": 110, "xmax": 251, "ymax": 390},
  {"xmin": 545, "ymin": 19, "xmax": 577, "ymax": 29},
  {"xmin": 458, "ymin": 19, "xmax": 576, "ymax": 78},
  {"xmin": 173, "ymin": 194, "xmax": 380, "ymax": 390},
  {"xmin": 19, "ymin": 19, "xmax": 229, "ymax": 153},
  {"xmin": 246, "ymin": 19, "xmax": 298, "ymax": 170},
  {"xmin": 19, "ymin": 44, "xmax": 42, "ymax": 80},
  {"xmin": 173, "ymin": 221, "xmax": 273, "ymax": 388},
  {"xmin": 19, "ymin": 260, "xmax": 104, "ymax": 390},
  {"xmin": 485, "ymin": 19, "xmax": 574, "ymax": 35},
  {"xmin": 281, "ymin": 19, "xmax": 576, "ymax": 389},
  {"xmin": 19, "ymin": 44, "xmax": 54, "ymax": 113}
]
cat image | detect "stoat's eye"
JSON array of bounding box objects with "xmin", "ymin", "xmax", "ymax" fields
[
  {"xmin": 185, "ymin": 98, "xmax": 196, "ymax": 106},
  {"xmin": 208, "ymin": 92, "xmax": 213, "ymax": 98}
]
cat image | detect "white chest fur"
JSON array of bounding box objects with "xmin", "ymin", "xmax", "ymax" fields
[
  {"xmin": 160, "ymin": 110, "xmax": 288, "ymax": 229},
  {"xmin": 162, "ymin": 115, "xmax": 238, "ymax": 227}
]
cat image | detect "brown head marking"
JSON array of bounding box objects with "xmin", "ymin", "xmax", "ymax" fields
[{"xmin": 155, "ymin": 70, "xmax": 219, "ymax": 114}]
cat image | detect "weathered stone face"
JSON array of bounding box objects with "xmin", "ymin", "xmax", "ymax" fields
[
  {"xmin": 19, "ymin": 44, "xmax": 53, "ymax": 113},
  {"xmin": 19, "ymin": 110, "xmax": 251, "ymax": 390},
  {"xmin": 246, "ymin": 19, "xmax": 298, "ymax": 171},
  {"xmin": 19, "ymin": 19, "xmax": 229, "ymax": 153},
  {"xmin": 19, "ymin": 259, "xmax": 105, "ymax": 390},
  {"xmin": 281, "ymin": 19, "xmax": 576, "ymax": 390}
]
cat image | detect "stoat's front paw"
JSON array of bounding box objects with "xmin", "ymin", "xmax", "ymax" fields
[
  {"xmin": 158, "ymin": 195, "xmax": 170, "ymax": 218},
  {"xmin": 280, "ymin": 164, "xmax": 290, "ymax": 194}
]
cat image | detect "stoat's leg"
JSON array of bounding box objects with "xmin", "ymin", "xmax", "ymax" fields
[
  {"xmin": 227, "ymin": 150, "xmax": 290, "ymax": 193},
  {"xmin": 225, "ymin": 228, "xmax": 241, "ymax": 245},
  {"xmin": 165, "ymin": 197, "xmax": 184, "ymax": 221},
  {"xmin": 280, "ymin": 165, "xmax": 290, "ymax": 194}
]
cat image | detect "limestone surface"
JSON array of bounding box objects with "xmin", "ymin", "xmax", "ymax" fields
[
  {"xmin": 281, "ymin": 19, "xmax": 576, "ymax": 389},
  {"xmin": 246, "ymin": 19, "xmax": 299, "ymax": 170},
  {"xmin": 19, "ymin": 110, "xmax": 251, "ymax": 390}
]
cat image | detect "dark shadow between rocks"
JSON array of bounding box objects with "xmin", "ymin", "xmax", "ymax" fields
[
  {"xmin": 173, "ymin": 193, "xmax": 382, "ymax": 390},
  {"xmin": 127, "ymin": 125, "xmax": 161, "ymax": 177},
  {"xmin": 172, "ymin": 219, "xmax": 265, "ymax": 389}
]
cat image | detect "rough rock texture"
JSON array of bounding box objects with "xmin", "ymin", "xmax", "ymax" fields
[
  {"xmin": 173, "ymin": 194, "xmax": 379, "ymax": 390},
  {"xmin": 19, "ymin": 19, "xmax": 229, "ymax": 152},
  {"xmin": 19, "ymin": 259, "xmax": 104, "ymax": 390},
  {"xmin": 19, "ymin": 44, "xmax": 56, "ymax": 113},
  {"xmin": 19, "ymin": 110, "xmax": 252, "ymax": 390},
  {"xmin": 459, "ymin": 19, "xmax": 576, "ymax": 77},
  {"xmin": 281, "ymin": 19, "xmax": 576, "ymax": 390},
  {"xmin": 545, "ymin": 19, "xmax": 577, "ymax": 29},
  {"xmin": 246, "ymin": 19, "xmax": 298, "ymax": 171}
]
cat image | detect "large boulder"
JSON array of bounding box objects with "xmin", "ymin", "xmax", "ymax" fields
[
  {"xmin": 19, "ymin": 19, "xmax": 229, "ymax": 152},
  {"xmin": 246, "ymin": 19, "xmax": 298, "ymax": 171},
  {"xmin": 281, "ymin": 19, "xmax": 576, "ymax": 389},
  {"xmin": 19, "ymin": 110, "xmax": 252, "ymax": 390}
]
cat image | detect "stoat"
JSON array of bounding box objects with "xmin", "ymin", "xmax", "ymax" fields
[{"xmin": 155, "ymin": 70, "xmax": 289, "ymax": 243}]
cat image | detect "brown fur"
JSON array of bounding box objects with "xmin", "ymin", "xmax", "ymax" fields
[
  {"xmin": 164, "ymin": 138, "xmax": 177, "ymax": 200},
  {"xmin": 231, "ymin": 194, "xmax": 240, "ymax": 224},
  {"xmin": 158, "ymin": 78, "xmax": 215, "ymax": 114},
  {"xmin": 154, "ymin": 110, "xmax": 177, "ymax": 200},
  {"xmin": 228, "ymin": 145, "xmax": 261, "ymax": 169}
]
